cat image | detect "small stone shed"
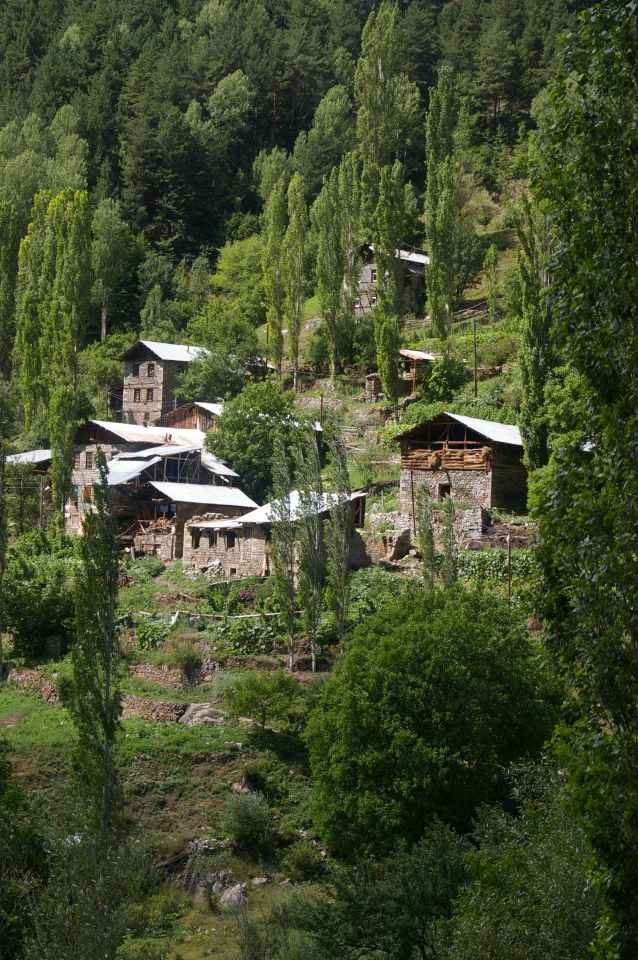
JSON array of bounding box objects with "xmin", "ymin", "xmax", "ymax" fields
[
  {"xmin": 184, "ymin": 491, "xmax": 367, "ymax": 578},
  {"xmin": 396, "ymin": 411, "xmax": 527, "ymax": 514},
  {"xmin": 136, "ymin": 482, "xmax": 259, "ymax": 561}
]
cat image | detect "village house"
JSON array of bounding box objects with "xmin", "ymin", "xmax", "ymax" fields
[
  {"xmin": 356, "ymin": 244, "xmax": 429, "ymax": 315},
  {"xmin": 161, "ymin": 401, "xmax": 224, "ymax": 432},
  {"xmin": 365, "ymin": 348, "xmax": 439, "ymax": 403},
  {"xmin": 119, "ymin": 340, "xmax": 208, "ymax": 426},
  {"xmin": 396, "ymin": 411, "xmax": 527, "ymax": 515},
  {"xmin": 183, "ymin": 490, "xmax": 367, "ymax": 578},
  {"xmin": 66, "ymin": 419, "xmax": 241, "ymax": 540}
]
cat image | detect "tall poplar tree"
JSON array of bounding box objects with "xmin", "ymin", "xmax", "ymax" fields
[
  {"xmin": 262, "ymin": 175, "xmax": 288, "ymax": 374},
  {"xmin": 0, "ymin": 201, "xmax": 19, "ymax": 377},
  {"xmin": 295, "ymin": 429, "xmax": 325, "ymax": 673},
  {"xmin": 312, "ymin": 167, "xmax": 345, "ymax": 382},
  {"xmin": 270, "ymin": 433, "xmax": 297, "ymax": 671},
  {"xmin": 91, "ymin": 198, "xmax": 135, "ymax": 343},
  {"xmin": 338, "ymin": 151, "xmax": 363, "ymax": 364},
  {"xmin": 516, "ymin": 195, "xmax": 554, "ymax": 472},
  {"xmin": 323, "ymin": 420, "xmax": 352, "ymax": 646},
  {"xmin": 416, "ymin": 480, "xmax": 436, "ymax": 590},
  {"xmin": 0, "ymin": 384, "xmax": 7, "ymax": 681},
  {"xmin": 282, "ymin": 173, "xmax": 309, "ymax": 390},
  {"xmin": 67, "ymin": 448, "xmax": 122, "ymax": 840}
]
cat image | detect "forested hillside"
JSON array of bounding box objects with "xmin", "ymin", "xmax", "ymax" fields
[{"xmin": 2, "ymin": 2, "xmax": 638, "ymax": 959}]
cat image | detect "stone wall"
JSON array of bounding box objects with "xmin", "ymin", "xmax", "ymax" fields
[
  {"xmin": 400, "ymin": 467, "xmax": 492, "ymax": 514},
  {"xmin": 184, "ymin": 517, "xmax": 270, "ymax": 578},
  {"xmin": 133, "ymin": 529, "xmax": 176, "ymax": 562},
  {"xmin": 122, "ymin": 358, "xmax": 167, "ymax": 425}
]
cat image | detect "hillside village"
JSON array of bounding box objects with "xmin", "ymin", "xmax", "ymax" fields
[{"xmin": 1, "ymin": 1, "xmax": 637, "ymax": 959}]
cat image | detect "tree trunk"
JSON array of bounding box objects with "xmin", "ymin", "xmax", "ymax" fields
[
  {"xmin": 100, "ymin": 302, "xmax": 108, "ymax": 343},
  {"xmin": 393, "ymin": 398, "xmax": 399, "ymax": 423}
]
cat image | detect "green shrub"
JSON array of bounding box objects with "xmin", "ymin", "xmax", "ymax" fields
[
  {"xmin": 226, "ymin": 670, "xmax": 305, "ymax": 730},
  {"xmin": 3, "ymin": 528, "xmax": 77, "ymax": 659},
  {"xmin": 220, "ymin": 790, "xmax": 278, "ymax": 855},
  {"xmin": 168, "ymin": 635, "xmax": 202, "ymax": 685},
  {"xmin": 305, "ymin": 587, "xmax": 562, "ymax": 857},
  {"xmin": 136, "ymin": 616, "xmax": 170, "ymax": 650},
  {"xmin": 284, "ymin": 840, "xmax": 326, "ymax": 882},
  {"xmin": 126, "ymin": 555, "xmax": 165, "ymax": 580}
]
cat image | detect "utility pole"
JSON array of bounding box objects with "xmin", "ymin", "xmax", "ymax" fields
[{"xmin": 473, "ymin": 313, "xmax": 478, "ymax": 398}]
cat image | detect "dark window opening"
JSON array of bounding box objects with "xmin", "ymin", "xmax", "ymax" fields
[
  {"xmin": 192, "ymin": 530, "xmax": 201, "ymax": 549},
  {"xmin": 229, "ymin": 567, "xmax": 237, "ymax": 576},
  {"xmin": 85, "ymin": 452, "xmax": 93, "ymax": 469},
  {"xmin": 438, "ymin": 483, "xmax": 451, "ymax": 501},
  {"xmin": 226, "ymin": 531, "xmax": 236, "ymax": 550},
  {"xmin": 147, "ymin": 362, "xmax": 155, "ymax": 377},
  {"xmin": 132, "ymin": 363, "xmax": 139, "ymax": 377},
  {"xmin": 146, "ymin": 388, "xmax": 154, "ymax": 402}
]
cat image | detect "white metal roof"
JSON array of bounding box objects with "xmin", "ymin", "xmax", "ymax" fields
[
  {"xmin": 124, "ymin": 340, "xmax": 208, "ymax": 363},
  {"xmin": 107, "ymin": 458, "xmax": 161, "ymax": 486},
  {"xmin": 200, "ymin": 451, "xmax": 239, "ymax": 478},
  {"xmin": 90, "ymin": 421, "xmax": 206, "ymax": 446},
  {"xmin": 116, "ymin": 443, "xmax": 201, "ymax": 460},
  {"xmin": 189, "ymin": 518, "xmax": 244, "ymax": 530},
  {"xmin": 399, "ymin": 349, "xmax": 438, "ymax": 362},
  {"xmin": 195, "ymin": 402, "xmax": 224, "ymax": 417},
  {"xmin": 237, "ymin": 490, "xmax": 365, "ymax": 526},
  {"xmin": 397, "ymin": 249, "xmax": 430, "ymax": 265},
  {"xmin": 6, "ymin": 448, "xmax": 52, "ymax": 465},
  {"xmin": 445, "ymin": 412, "xmax": 523, "ymax": 447},
  {"xmin": 149, "ymin": 482, "xmax": 258, "ymax": 509}
]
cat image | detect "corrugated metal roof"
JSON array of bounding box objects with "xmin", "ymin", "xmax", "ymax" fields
[
  {"xmin": 116, "ymin": 443, "xmax": 201, "ymax": 460},
  {"xmin": 120, "ymin": 340, "xmax": 208, "ymax": 363},
  {"xmin": 107, "ymin": 458, "xmax": 161, "ymax": 486},
  {"xmin": 397, "ymin": 249, "xmax": 430, "ymax": 265},
  {"xmin": 90, "ymin": 421, "xmax": 205, "ymax": 446},
  {"xmin": 445, "ymin": 413, "xmax": 522, "ymax": 446},
  {"xmin": 195, "ymin": 402, "xmax": 224, "ymax": 417},
  {"xmin": 237, "ymin": 490, "xmax": 365, "ymax": 526},
  {"xmin": 399, "ymin": 349, "xmax": 438, "ymax": 362},
  {"xmin": 149, "ymin": 482, "xmax": 258, "ymax": 508},
  {"xmin": 200, "ymin": 451, "xmax": 239, "ymax": 478},
  {"xmin": 188, "ymin": 518, "xmax": 244, "ymax": 530},
  {"xmin": 6, "ymin": 448, "xmax": 52, "ymax": 465}
]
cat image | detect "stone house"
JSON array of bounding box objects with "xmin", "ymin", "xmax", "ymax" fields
[
  {"xmin": 119, "ymin": 340, "xmax": 208, "ymax": 426},
  {"xmin": 396, "ymin": 411, "xmax": 527, "ymax": 515},
  {"xmin": 66, "ymin": 420, "xmax": 240, "ymax": 537},
  {"xmin": 184, "ymin": 491, "xmax": 367, "ymax": 578},
  {"xmin": 355, "ymin": 244, "xmax": 429, "ymax": 315},
  {"xmin": 134, "ymin": 483, "xmax": 258, "ymax": 561}
]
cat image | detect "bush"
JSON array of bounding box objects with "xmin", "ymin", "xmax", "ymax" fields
[
  {"xmin": 220, "ymin": 790, "xmax": 278, "ymax": 855},
  {"xmin": 126, "ymin": 555, "xmax": 165, "ymax": 580},
  {"xmin": 3, "ymin": 528, "xmax": 76, "ymax": 658},
  {"xmin": 305, "ymin": 587, "xmax": 562, "ymax": 857},
  {"xmin": 135, "ymin": 616, "xmax": 170, "ymax": 650},
  {"xmin": 226, "ymin": 670, "xmax": 306, "ymax": 730},
  {"xmin": 284, "ymin": 841, "xmax": 326, "ymax": 882},
  {"xmin": 168, "ymin": 636, "xmax": 202, "ymax": 686}
]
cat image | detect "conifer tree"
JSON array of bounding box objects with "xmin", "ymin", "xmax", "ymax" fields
[
  {"xmin": 67, "ymin": 448, "xmax": 122, "ymax": 840},
  {"xmin": 295, "ymin": 430, "xmax": 325, "ymax": 673},
  {"xmin": 282, "ymin": 173, "xmax": 309, "ymax": 390},
  {"xmin": 323, "ymin": 419, "xmax": 352, "ymax": 645},
  {"xmin": 262, "ymin": 175, "xmax": 288, "ymax": 374},
  {"xmin": 270, "ymin": 433, "xmax": 297, "ymax": 671}
]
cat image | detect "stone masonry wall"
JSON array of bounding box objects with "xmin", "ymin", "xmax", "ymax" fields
[
  {"xmin": 122, "ymin": 358, "xmax": 167, "ymax": 425},
  {"xmin": 400, "ymin": 467, "xmax": 492, "ymax": 514},
  {"xmin": 183, "ymin": 518, "xmax": 270, "ymax": 578}
]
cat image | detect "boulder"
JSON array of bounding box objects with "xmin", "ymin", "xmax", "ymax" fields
[
  {"xmin": 251, "ymin": 877, "xmax": 268, "ymax": 887},
  {"xmin": 220, "ymin": 883, "xmax": 247, "ymax": 906},
  {"xmin": 179, "ymin": 703, "xmax": 225, "ymax": 727}
]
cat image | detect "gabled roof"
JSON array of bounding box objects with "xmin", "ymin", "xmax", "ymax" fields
[
  {"xmin": 119, "ymin": 340, "xmax": 208, "ymax": 363},
  {"xmin": 397, "ymin": 411, "xmax": 522, "ymax": 447},
  {"xmin": 149, "ymin": 482, "xmax": 258, "ymax": 509},
  {"xmin": 88, "ymin": 421, "xmax": 206, "ymax": 446},
  {"xmin": 195, "ymin": 401, "xmax": 224, "ymax": 417},
  {"xmin": 232, "ymin": 490, "xmax": 366, "ymax": 527},
  {"xmin": 398, "ymin": 349, "xmax": 438, "ymax": 362},
  {"xmin": 6, "ymin": 448, "xmax": 52, "ymax": 465}
]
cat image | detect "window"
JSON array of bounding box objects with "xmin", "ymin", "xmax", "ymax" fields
[
  {"xmin": 83, "ymin": 485, "xmax": 92, "ymax": 503},
  {"xmin": 370, "ymin": 295, "xmax": 377, "ymax": 306},
  {"xmin": 354, "ymin": 296, "xmax": 361, "ymax": 308},
  {"xmin": 371, "ymin": 268, "xmax": 377, "ymax": 283},
  {"xmin": 147, "ymin": 362, "xmax": 155, "ymax": 377},
  {"xmin": 226, "ymin": 531, "xmax": 236, "ymax": 550},
  {"xmin": 229, "ymin": 568, "xmax": 237, "ymax": 576},
  {"xmin": 85, "ymin": 451, "xmax": 93, "ymax": 469},
  {"xmin": 353, "ymin": 497, "xmax": 365, "ymax": 529},
  {"xmin": 438, "ymin": 483, "xmax": 451, "ymax": 501},
  {"xmin": 146, "ymin": 388, "xmax": 154, "ymax": 402},
  {"xmin": 191, "ymin": 530, "xmax": 201, "ymax": 549},
  {"xmin": 132, "ymin": 362, "xmax": 139, "ymax": 377},
  {"xmin": 143, "ymin": 411, "xmax": 150, "ymax": 422},
  {"xmin": 71, "ymin": 484, "xmax": 79, "ymax": 505},
  {"xmin": 207, "ymin": 531, "xmax": 218, "ymax": 547},
  {"xmin": 134, "ymin": 388, "xmax": 141, "ymax": 402},
  {"xmin": 73, "ymin": 452, "xmax": 80, "ymax": 469}
]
